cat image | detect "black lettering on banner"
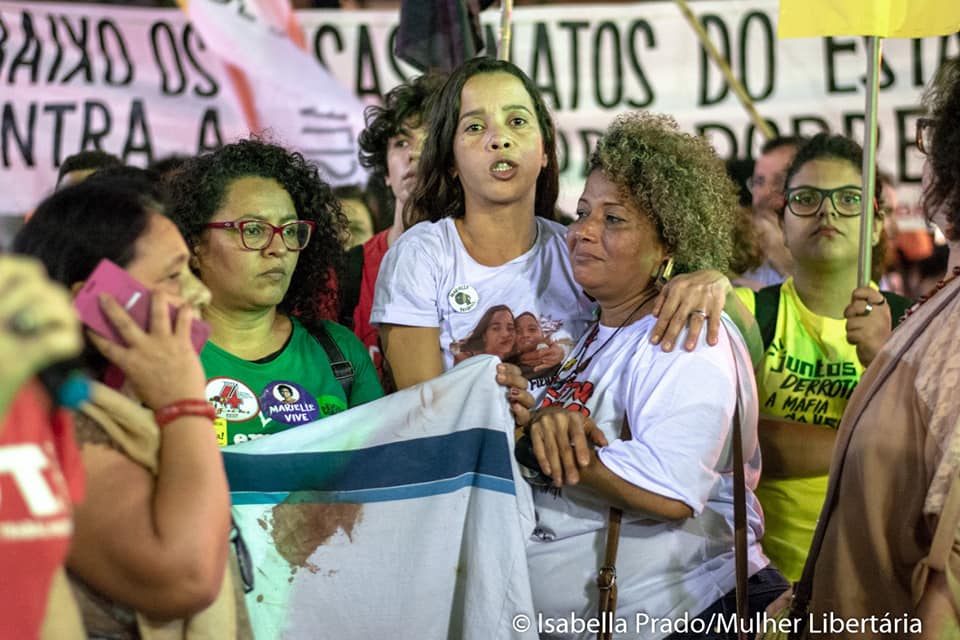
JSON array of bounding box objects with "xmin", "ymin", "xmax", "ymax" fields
[
  {"xmin": 45, "ymin": 15, "xmax": 63, "ymax": 83},
  {"xmin": 197, "ymin": 107, "xmax": 223, "ymax": 153},
  {"xmin": 896, "ymin": 106, "xmax": 924, "ymax": 184},
  {"xmin": 626, "ymin": 19, "xmax": 655, "ymax": 108},
  {"xmin": 530, "ymin": 22, "xmax": 560, "ymax": 110},
  {"xmin": 745, "ymin": 119, "xmax": 779, "ymax": 153},
  {"xmin": 81, "ymin": 100, "xmax": 111, "ymax": 149},
  {"xmin": 912, "ymin": 38, "xmax": 924, "ymax": 88},
  {"xmin": 907, "ymin": 36, "xmax": 960, "ymax": 89},
  {"xmin": 313, "ymin": 24, "xmax": 343, "ymax": 69},
  {"xmin": 43, "ymin": 103, "xmax": 76, "ymax": 166},
  {"xmin": 593, "ymin": 21, "xmax": 622, "ymax": 109},
  {"xmin": 792, "ymin": 115, "xmax": 830, "ymax": 138},
  {"xmin": 698, "ymin": 14, "xmax": 730, "ymax": 106},
  {"xmin": 696, "ymin": 122, "xmax": 737, "ymax": 157},
  {"xmin": 825, "ymin": 37, "xmax": 857, "ymax": 93},
  {"xmin": 151, "ymin": 22, "xmax": 186, "ymax": 96},
  {"xmin": 842, "ymin": 111, "xmax": 864, "ymax": 141},
  {"xmin": 939, "ymin": 34, "xmax": 960, "ymax": 70},
  {"xmin": 354, "ymin": 24, "xmax": 382, "ymax": 99},
  {"xmin": 60, "ymin": 17, "xmax": 92, "ymax": 84},
  {"xmin": 386, "ymin": 25, "xmax": 408, "ymax": 83},
  {"xmin": 98, "ymin": 20, "xmax": 133, "ymax": 86},
  {"xmin": 577, "ymin": 128, "xmax": 603, "ymax": 177},
  {"xmin": 738, "ymin": 11, "xmax": 774, "ymax": 101},
  {"xmin": 0, "ymin": 15, "xmax": 7, "ymax": 72},
  {"xmin": 2, "ymin": 103, "xmax": 35, "ymax": 167},
  {"xmin": 9, "ymin": 12, "xmax": 42, "ymax": 85},
  {"xmin": 555, "ymin": 128, "xmax": 569, "ymax": 173},
  {"xmin": 121, "ymin": 99, "xmax": 153, "ymax": 163},
  {"xmin": 557, "ymin": 21, "xmax": 588, "ymax": 109},
  {"xmin": 183, "ymin": 25, "xmax": 218, "ymax": 97}
]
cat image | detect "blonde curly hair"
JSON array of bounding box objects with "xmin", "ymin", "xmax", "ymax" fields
[{"xmin": 588, "ymin": 112, "xmax": 737, "ymax": 274}]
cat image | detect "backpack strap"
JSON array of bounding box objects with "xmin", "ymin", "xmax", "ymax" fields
[
  {"xmin": 338, "ymin": 243, "xmax": 365, "ymax": 330},
  {"xmin": 311, "ymin": 322, "xmax": 355, "ymax": 399},
  {"xmin": 753, "ymin": 284, "xmax": 782, "ymax": 351}
]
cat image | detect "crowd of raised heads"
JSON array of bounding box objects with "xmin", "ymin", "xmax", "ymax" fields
[{"xmin": 2, "ymin": 54, "xmax": 960, "ymax": 640}]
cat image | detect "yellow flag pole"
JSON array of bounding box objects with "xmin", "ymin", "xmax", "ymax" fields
[
  {"xmin": 674, "ymin": 0, "xmax": 774, "ymax": 140},
  {"xmin": 498, "ymin": 0, "xmax": 513, "ymax": 62},
  {"xmin": 858, "ymin": 36, "xmax": 881, "ymax": 288}
]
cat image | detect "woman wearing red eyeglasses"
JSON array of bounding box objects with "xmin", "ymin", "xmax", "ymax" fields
[
  {"xmin": 731, "ymin": 133, "xmax": 911, "ymax": 583},
  {"xmin": 167, "ymin": 139, "xmax": 384, "ymax": 446}
]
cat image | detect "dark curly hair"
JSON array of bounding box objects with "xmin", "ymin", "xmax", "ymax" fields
[
  {"xmin": 165, "ymin": 137, "xmax": 348, "ymax": 324},
  {"xmin": 922, "ymin": 57, "xmax": 960, "ymax": 237},
  {"xmin": 405, "ymin": 57, "xmax": 559, "ymax": 227},
  {"xmin": 588, "ymin": 112, "xmax": 736, "ymax": 274},
  {"xmin": 358, "ymin": 72, "xmax": 447, "ymax": 184}
]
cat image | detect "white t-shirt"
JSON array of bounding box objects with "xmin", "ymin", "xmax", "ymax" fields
[
  {"xmin": 371, "ymin": 217, "xmax": 596, "ymax": 391},
  {"xmin": 526, "ymin": 315, "xmax": 769, "ymax": 640}
]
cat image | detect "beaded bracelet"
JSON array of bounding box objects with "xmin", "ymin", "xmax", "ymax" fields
[{"xmin": 155, "ymin": 399, "xmax": 216, "ymax": 428}]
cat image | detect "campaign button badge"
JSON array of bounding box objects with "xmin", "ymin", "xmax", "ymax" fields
[
  {"xmin": 206, "ymin": 377, "xmax": 260, "ymax": 422},
  {"xmin": 448, "ymin": 284, "xmax": 479, "ymax": 313},
  {"xmin": 260, "ymin": 381, "xmax": 320, "ymax": 426}
]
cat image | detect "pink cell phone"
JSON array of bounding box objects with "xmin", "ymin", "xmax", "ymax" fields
[{"xmin": 74, "ymin": 258, "xmax": 210, "ymax": 353}]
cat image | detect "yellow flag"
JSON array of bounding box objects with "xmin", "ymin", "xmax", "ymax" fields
[{"xmin": 779, "ymin": 0, "xmax": 960, "ymax": 38}]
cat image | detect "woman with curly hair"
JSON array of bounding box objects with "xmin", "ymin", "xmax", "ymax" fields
[
  {"xmin": 166, "ymin": 139, "xmax": 383, "ymax": 446},
  {"xmin": 521, "ymin": 112, "xmax": 788, "ymax": 639},
  {"xmin": 796, "ymin": 58, "xmax": 960, "ymax": 638}
]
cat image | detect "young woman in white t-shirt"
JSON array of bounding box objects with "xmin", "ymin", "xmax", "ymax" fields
[{"xmin": 372, "ymin": 59, "xmax": 731, "ymax": 400}]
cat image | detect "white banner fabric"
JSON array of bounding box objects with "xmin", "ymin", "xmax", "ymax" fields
[
  {"xmin": 1, "ymin": 1, "xmax": 958, "ymax": 214},
  {"xmin": 223, "ymin": 356, "xmax": 538, "ymax": 640}
]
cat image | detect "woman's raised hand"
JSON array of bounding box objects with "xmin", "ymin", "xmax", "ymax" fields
[
  {"xmin": 844, "ymin": 287, "xmax": 893, "ymax": 367},
  {"xmin": 87, "ymin": 292, "xmax": 207, "ymax": 411}
]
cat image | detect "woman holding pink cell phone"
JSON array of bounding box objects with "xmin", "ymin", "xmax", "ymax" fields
[{"xmin": 14, "ymin": 174, "xmax": 250, "ymax": 638}]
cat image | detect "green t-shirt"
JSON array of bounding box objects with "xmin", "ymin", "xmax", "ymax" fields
[
  {"xmin": 735, "ymin": 278, "xmax": 865, "ymax": 581},
  {"xmin": 201, "ymin": 318, "xmax": 383, "ymax": 446}
]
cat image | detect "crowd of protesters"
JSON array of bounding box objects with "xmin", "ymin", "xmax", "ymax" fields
[{"xmin": 2, "ymin": 51, "xmax": 959, "ymax": 640}]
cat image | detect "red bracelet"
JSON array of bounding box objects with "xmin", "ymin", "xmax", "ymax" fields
[{"xmin": 155, "ymin": 399, "xmax": 216, "ymax": 428}]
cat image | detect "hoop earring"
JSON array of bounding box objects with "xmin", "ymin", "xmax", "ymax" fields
[{"xmin": 652, "ymin": 257, "xmax": 674, "ymax": 289}]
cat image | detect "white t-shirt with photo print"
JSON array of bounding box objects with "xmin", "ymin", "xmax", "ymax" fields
[{"xmin": 371, "ymin": 216, "xmax": 596, "ymax": 392}]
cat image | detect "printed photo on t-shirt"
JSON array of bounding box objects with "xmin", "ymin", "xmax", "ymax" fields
[{"xmin": 449, "ymin": 304, "xmax": 572, "ymax": 382}]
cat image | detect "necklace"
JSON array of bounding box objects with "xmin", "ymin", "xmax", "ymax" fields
[
  {"xmin": 549, "ymin": 289, "xmax": 658, "ymax": 388},
  {"xmin": 904, "ymin": 265, "xmax": 960, "ymax": 320}
]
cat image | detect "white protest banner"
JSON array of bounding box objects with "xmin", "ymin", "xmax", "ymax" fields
[
  {"xmin": 223, "ymin": 356, "xmax": 538, "ymax": 639},
  {"xmin": 176, "ymin": 0, "xmax": 367, "ymax": 180},
  {"xmin": 2, "ymin": 0, "xmax": 959, "ymax": 214}
]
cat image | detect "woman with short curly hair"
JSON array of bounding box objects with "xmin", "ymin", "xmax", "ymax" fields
[
  {"xmin": 167, "ymin": 139, "xmax": 383, "ymax": 446},
  {"xmin": 521, "ymin": 112, "xmax": 788, "ymax": 639}
]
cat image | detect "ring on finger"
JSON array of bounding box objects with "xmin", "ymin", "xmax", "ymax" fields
[
  {"xmin": 861, "ymin": 302, "xmax": 873, "ymax": 317},
  {"xmin": 689, "ymin": 309, "xmax": 708, "ymax": 319}
]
